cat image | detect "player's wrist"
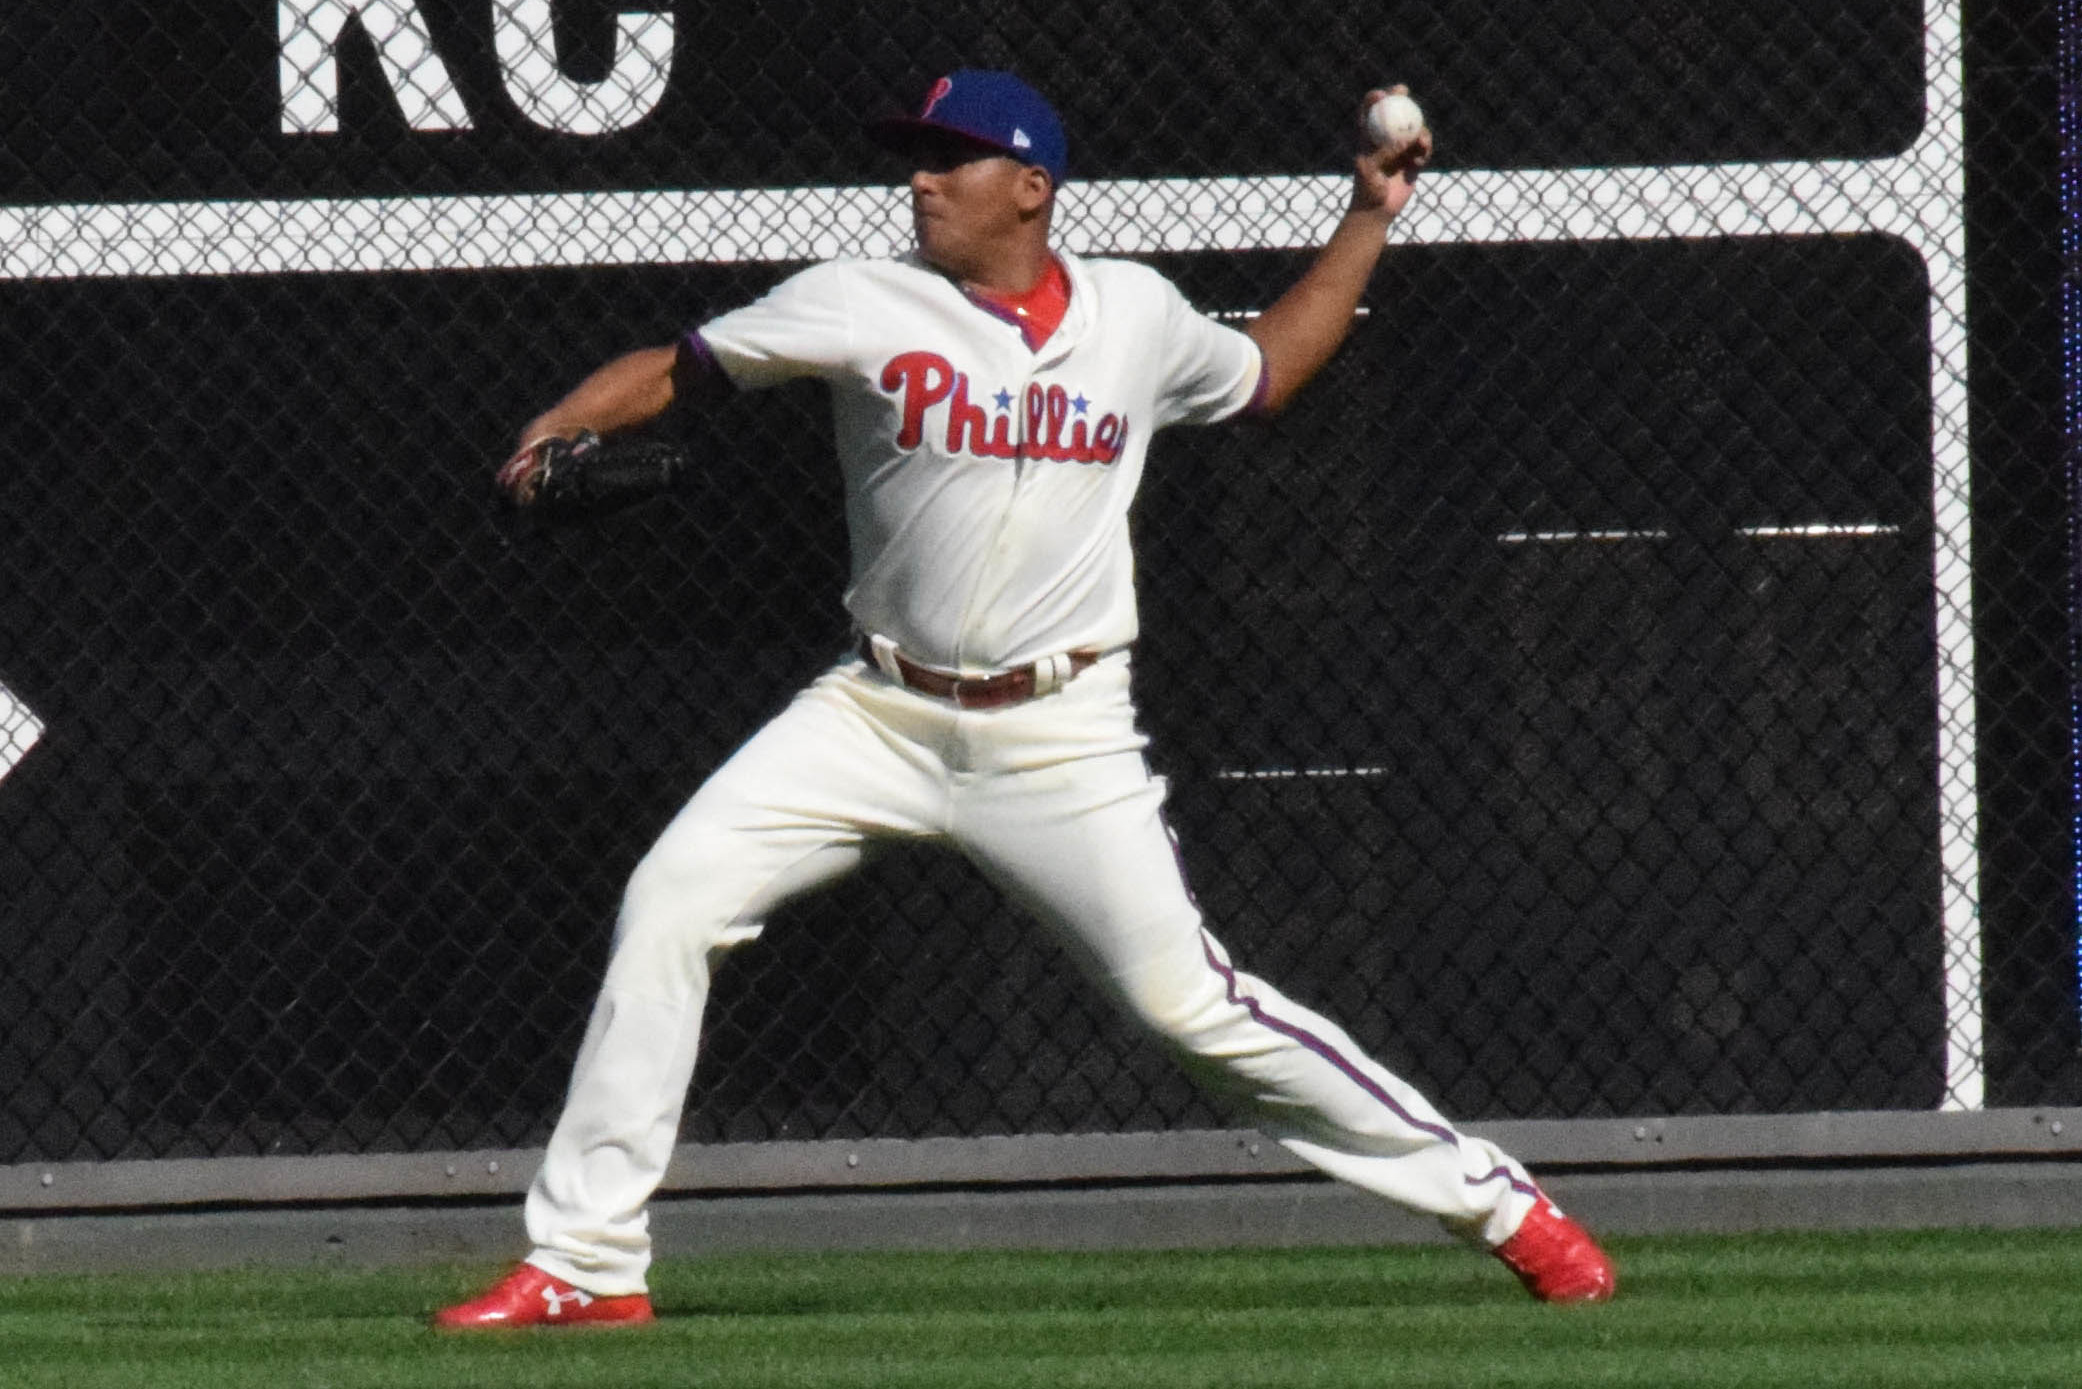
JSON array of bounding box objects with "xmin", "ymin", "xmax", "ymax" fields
[
  {"xmin": 1344, "ymin": 172, "xmax": 1401, "ymax": 221},
  {"xmin": 1336, "ymin": 202, "xmax": 1400, "ymax": 250},
  {"xmin": 518, "ymin": 421, "xmax": 582, "ymax": 450}
]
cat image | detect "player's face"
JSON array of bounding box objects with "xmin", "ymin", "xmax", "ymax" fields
[{"xmin": 906, "ymin": 134, "xmax": 1050, "ymax": 281}]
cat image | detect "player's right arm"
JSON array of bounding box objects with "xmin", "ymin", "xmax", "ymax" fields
[{"xmin": 1244, "ymin": 89, "xmax": 1430, "ymax": 415}]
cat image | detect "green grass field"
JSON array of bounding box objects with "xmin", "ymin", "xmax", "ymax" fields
[{"xmin": 1, "ymin": 1228, "xmax": 2076, "ymax": 1388}]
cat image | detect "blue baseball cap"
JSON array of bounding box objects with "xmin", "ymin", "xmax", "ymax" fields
[{"xmin": 867, "ymin": 69, "xmax": 1069, "ymax": 187}]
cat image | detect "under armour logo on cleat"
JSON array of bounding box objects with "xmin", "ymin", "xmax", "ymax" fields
[{"xmin": 540, "ymin": 1285, "xmax": 595, "ymax": 1317}]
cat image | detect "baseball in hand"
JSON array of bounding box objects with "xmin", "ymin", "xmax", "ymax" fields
[{"xmin": 1365, "ymin": 91, "xmax": 1425, "ymax": 152}]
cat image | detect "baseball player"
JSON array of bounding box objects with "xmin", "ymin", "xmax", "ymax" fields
[{"xmin": 435, "ymin": 69, "xmax": 1615, "ymax": 1329}]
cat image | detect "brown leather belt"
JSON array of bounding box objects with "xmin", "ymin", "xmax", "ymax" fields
[{"xmin": 857, "ymin": 636, "xmax": 1099, "ymax": 710}]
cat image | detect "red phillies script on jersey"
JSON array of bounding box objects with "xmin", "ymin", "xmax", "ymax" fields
[{"xmin": 880, "ymin": 351, "xmax": 1128, "ymax": 464}]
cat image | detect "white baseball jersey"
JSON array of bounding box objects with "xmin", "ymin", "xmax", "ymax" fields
[{"xmin": 690, "ymin": 250, "xmax": 1265, "ymax": 672}]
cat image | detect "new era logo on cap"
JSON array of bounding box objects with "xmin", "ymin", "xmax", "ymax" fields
[{"xmin": 866, "ymin": 69, "xmax": 1069, "ymax": 186}]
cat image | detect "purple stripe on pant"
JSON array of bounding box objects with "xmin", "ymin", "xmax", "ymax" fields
[{"xmin": 1194, "ymin": 930, "xmax": 1540, "ymax": 1201}]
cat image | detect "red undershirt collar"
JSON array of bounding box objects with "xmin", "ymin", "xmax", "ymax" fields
[{"xmin": 966, "ymin": 255, "xmax": 1070, "ymax": 352}]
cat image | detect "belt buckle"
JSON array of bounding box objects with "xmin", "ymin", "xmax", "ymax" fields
[{"xmin": 953, "ymin": 672, "xmax": 1009, "ymax": 710}]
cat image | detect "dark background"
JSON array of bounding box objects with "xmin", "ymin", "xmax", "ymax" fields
[
  {"xmin": 2, "ymin": 0, "xmax": 1922, "ymax": 204},
  {"xmin": 0, "ymin": 1, "xmax": 2065, "ymax": 1164}
]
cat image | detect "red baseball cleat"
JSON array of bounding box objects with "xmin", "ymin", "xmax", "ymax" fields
[
  {"xmin": 431, "ymin": 1263, "xmax": 655, "ymax": 1329},
  {"xmin": 1492, "ymin": 1193, "xmax": 1618, "ymax": 1303}
]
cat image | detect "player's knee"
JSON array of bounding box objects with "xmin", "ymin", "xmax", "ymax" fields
[
  {"xmin": 1115, "ymin": 964, "xmax": 1311, "ymax": 1076},
  {"xmin": 614, "ymin": 845, "xmax": 738, "ymax": 954},
  {"xmin": 1109, "ymin": 964, "xmax": 1232, "ymax": 1049}
]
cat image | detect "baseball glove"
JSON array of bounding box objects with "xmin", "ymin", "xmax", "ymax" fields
[{"xmin": 495, "ymin": 429, "xmax": 692, "ymax": 520}]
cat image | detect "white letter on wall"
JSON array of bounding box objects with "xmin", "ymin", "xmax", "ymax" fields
[
  {"xmin": 0, "ymin": 681, "xmax": 44, "ymax": 786},
  {"xmin": 280, "ymin": 0, "xmax": 474, "ymax": 134},
  {"xmin": 493, "ymin": 0, "xmax": 675, "ymax": 135}
]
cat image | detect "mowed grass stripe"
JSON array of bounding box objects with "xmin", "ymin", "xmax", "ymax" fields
[{"xmin": 0, "ymin": 1229, "xmax": 2076, "ymax": 1388}]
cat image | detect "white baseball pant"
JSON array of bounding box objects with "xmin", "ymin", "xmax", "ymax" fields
[{"xmin": 523, "ymin": 652, "xmax": 1541, "ymax": 1294}]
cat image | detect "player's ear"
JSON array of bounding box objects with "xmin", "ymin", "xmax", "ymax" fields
[{"xmin": 1014, "ymin": 163, "xmax": 1053, "ymax": 214}]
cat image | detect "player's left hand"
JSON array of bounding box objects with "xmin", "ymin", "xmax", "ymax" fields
[
  {"xmin": 493, "ymin": 429, "xmax": 693, "ymax": 520},
  {"xmin": 1351, "ymin": 86, "xmax": 1431, "ymax": 220},
  {"xmin": 495, "ymin": 435, "xmax": 559, "ymax": 507}
]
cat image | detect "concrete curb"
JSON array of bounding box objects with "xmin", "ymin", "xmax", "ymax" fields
[{"xmin": 4, "ymin": 1161, "xmax": 2079, "ymax": 1277}]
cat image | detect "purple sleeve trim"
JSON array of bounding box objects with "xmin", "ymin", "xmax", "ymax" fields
[{"xmin": 672, "ymin": 329, "xmax": 735, "ymax": 402}]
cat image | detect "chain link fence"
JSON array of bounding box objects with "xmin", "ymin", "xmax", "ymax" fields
[{"xmin": 0, "ymin": 0, "xmax": 2068, "ymax": 1170}]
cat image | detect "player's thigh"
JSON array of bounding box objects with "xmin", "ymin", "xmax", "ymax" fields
[
  {"xmin": 619, "ymin": 674, "xmax": 946, "ymax": 949},
  {"xmin": 958, "ymin": 751, "xmax": 1218, "ymax": 1026}
]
